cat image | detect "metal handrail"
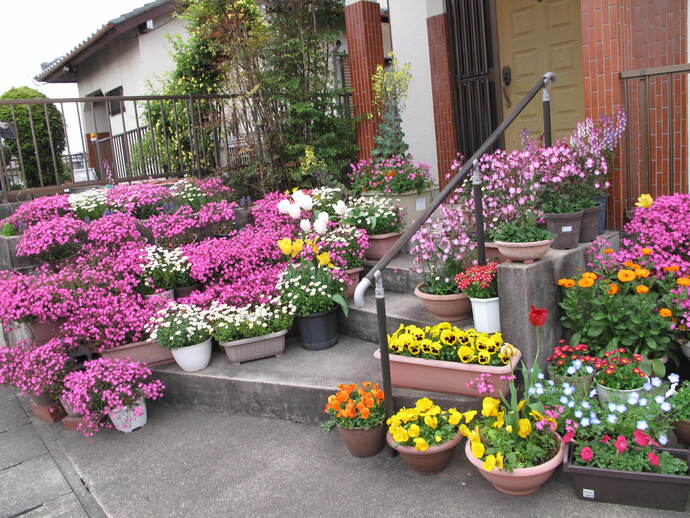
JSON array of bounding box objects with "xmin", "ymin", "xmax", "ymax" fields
[
  {"xmin": 354, "ymin": 72, "xmax": 556, "ymax": 437},
  {"xmin": 353, "ymin": 72, "xmax": 556, "ymax": 308}
]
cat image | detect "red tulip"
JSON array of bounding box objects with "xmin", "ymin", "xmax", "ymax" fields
[{"xmin": 529, "ymin": 305, "xmax": 548, "ymax": 327}]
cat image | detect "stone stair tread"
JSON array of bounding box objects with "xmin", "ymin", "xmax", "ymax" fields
[
  {"xmin": 154, "ymin": 335, "xmax": 481, "ymax": 422},
  {"xmin": 363, "ymin": 252, "xmax": 415, "ymax": 272}
]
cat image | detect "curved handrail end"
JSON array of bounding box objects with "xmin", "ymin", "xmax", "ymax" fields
[
  {"xmin": 353, "ymin": 277, "xmax": 371, "ymax": 308},
  {"xmin": 543, "ymin": 72, "xmax": 556, "ymax": 83}
]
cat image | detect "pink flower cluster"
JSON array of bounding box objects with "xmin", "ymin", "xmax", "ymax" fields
[
  {"xmin": 5, "ymin": 194, "xmax": 71, "ymax": 231},
  {"xmin": 16, "ymin": 216, "xmax": 87, "ymax": 258},
  {"xmin": 6, "ymin": 339, "xmax": 72, "ymax": 398},
  {"xmin": 197, "ymin": 199, "xmax": 238, "ymax": 234},
  {"xmin": 85, "ymin": 213, "xmax": 144, "ymax": 249},
  {"xmin": 62, "ymin": 358, "xmax": 165, "ymax": 436},
  {"xmin": 197, "ymin": 177, "xmax": 233, "ymax": 200},
  {"xmin": 106, "ymin": 183, "xmax": 172, "ymax": 220},
  {"xmin": 466, "ymin": 373, "xmax": 496, "ymax": 395},
  {"xmin": 147, "ymin": 206, "xmax": 200, "ymax": 246},
  {"xmin": 349, "ymin": 156, "xmax": 434, "ymax": 194},
  {"xmin": 250, "ymin": 191, "xmax": 298, "ymax": 232}
]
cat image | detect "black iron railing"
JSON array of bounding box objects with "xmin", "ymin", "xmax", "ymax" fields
[{"xmin": 353, "ymin": 72, "xmax": 556, "ymax": 431}]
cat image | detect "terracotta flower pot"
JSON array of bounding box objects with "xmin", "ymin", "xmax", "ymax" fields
[
  {"xmin": 544, "ymin": 211, "xmax": 583, "ymax": 250},
  {"xmin": 218, "ymin": 329, "xmax": 287, "ymax": 365},
  {"xmin": 31, "ymin": 391, "xmax": 57, "ymax": 407},
  {"xmin": 345, "ymin": 267, "xmax": 364, "ymax": 298},
  {"xmin": 493, "ymin": 239, "xmax": 554, "ymax": 264},
  {"xmin": 365, "ymin": 232, "xmax": 402, "ymax": 261},
  {"xmin": 338, "ymin": 424, "xmax": 386, "ymax": 457},
  {"xmin": 174, "ymin": 284, "xmax": 201, "ymax": 299},
  {"xmin": 674, "ymin": 420, "xmax": 690, "ymax": 446},
  {"xmin": 484, "ymin": 242, "xmax": 510, "ymax": 263},
  {"xmin": 465, "ymin": 433, "xmax": 565, "ymax": 495},
  {"xmin": 373, "ymin": 348, "xmax": 521, "ymax": 397},
  {"xmin": 563, "ymin": 443, "xmax": 690, "ymax": 511},
  {"xmin": 100, "ymin": 339, "xmax": 175, "ymax": 367},
  {"xmin": 387, "ymin": 429, "xmax": 463, "ymax": 475},
  {"xmin": 579, "ymin": 204, "xmax": 601, "ymax": 243},
  {"xmin": 28, "ymin": 320, "xmax": 64, "ymax": 346},
  {"xmin": 413, "ymin": 284, "xmax": 471, "ymax": 321}
]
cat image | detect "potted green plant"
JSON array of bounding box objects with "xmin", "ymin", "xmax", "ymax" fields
[
  {"xmin": 546, "ymin": 341, "xmax": 597, "ymax": 395},
  {"xmin": 464, "ymin": 306, "xmax": 565, "ymax": 495},
  {"xmin": 345, "ymin": 196, "xmax": 404, "ymax": 261},
  {"xmin": 138, "ymin": 246, "xmax": 192, "ymax": 300},
  {"xmin": 313, "ymin": 224, "xmax": 369, "ymax": 298},
  {"xmin": 321, "ymin": 382, "xmax": 386, "ymax": 457},
  {"xmin": 209, "ymin": 299, "xmax": 295, "ymax": 365},
  {"xmin": 147, "ymin": 303, "xmax": 213, "ymax": 372},
  {"xmin": 386, "ymin": 397, "xmax": 473, "ymax": 474},
  {"xmin": 376, "ymin": 323, "xmax": 521, "ymax": 397},
  {"xmin": 410, "ymin": 204, "xmax": 475, "ymax": 321},
  {"xmin": 669, "ymin": 378, "xmax": 690, "ymax": 446},
  {"xmin": 455, "ymin": 262, "xmax": 500, "ymax": 333},
  {"xmin": 278, "ymin": 251, "xmax": 349, "ymax": 350},
  {"xmin": 594, "ymin": 348, "xmax": 649, "ymax": 404},
  {"xmin": 492, "ymin": 214, "xmax": 554, "ymax": 263}
]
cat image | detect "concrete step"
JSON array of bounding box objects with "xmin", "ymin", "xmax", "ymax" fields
[
  {"xmin": 339, "ymin": 291, "xmax": 474, "ymax": 344},
  {"xmin": 362, "ymin": 253, "xmax": 423, "ymax": 294},
  {"xmin": 153, "ymin": 335, "xmax": 481, "ymax": 425}
]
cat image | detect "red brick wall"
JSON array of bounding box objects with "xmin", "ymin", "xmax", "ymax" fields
[
  {"xmin": 580, "ymin": 0, "xmax": 687, "ymax": 229},
  {"xmin": 427, "ymin": 13, "xmax": 458, "ymax": 189},
  {"xmin": 344, "ymin": 1, "xmax": 384, "ymax": 160}
]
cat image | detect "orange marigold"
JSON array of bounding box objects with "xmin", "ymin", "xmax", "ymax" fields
[
  {"xmin": 640, "ymin": 247, "xmax": 653, "ymax": 256},
  {"xmin": 578, "ymin": 277, "xmax": 595, "ymax": 288},
  {"xmin": 635, "ymin": 285, "xmax": 650, "ymax": 294},
  {"xmin": 617, "ymin": 269, "xmax": 636, "ymax": 282},
  {"xmin": 659, "ymin": 308, "xmax": 672, "ymax": 318},
  {"xmin": 582, "ymin": 272, "xmax": 598, "ymax": 281},
  {"xmin": 635, "ymin": 268, "xmax": 650, "ymax": 279},
  {"xmin": 677, "ymin": 277, "xmax": 690, "ymax": 287},
  {"xmin": 603, "ymin": 248, "xmax": 614, "ymax": 254},
  {"xmin": 623, "ymin": 261, "xmax": 641, "ymax": 271},
  {"xmin": 608, "ymin": 283, "xmax": 620, "ymax": 295},
  {"xmin": 663, "ymin": 265, "xmax": 680, "ymax": 272}
]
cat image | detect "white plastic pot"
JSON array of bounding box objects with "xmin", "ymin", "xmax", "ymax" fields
[
  {"xmin": 109, "ymin": 399, "xmax": 148, "ymax": 433},
  {"xmin": 171, "ymin": 339, "xmax": 212, "ymax": 372},
  {"xmin": 469, "ymin": 297, "xmax": 500, "ymax": 333}
]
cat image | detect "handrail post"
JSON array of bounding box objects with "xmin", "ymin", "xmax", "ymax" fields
[
  {"xmin": 374, "ymin": 270, "xmax": 396, "ymax": 456},
  {"xmin": 542, "ymin": 76, "xmax": 552, "ymax": 147},
  {"xmin": 472, "ymin": 160, "xmax": 486, "ymax": 266}
]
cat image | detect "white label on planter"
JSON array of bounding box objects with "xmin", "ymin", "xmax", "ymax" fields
[
  {"xmin": 561, "ymin": 225, "xmax": 573, "ymax": 233},
  {"xmin": 416, "ymin": 197, "xmax": 426, "ymax": 211},
  {"xmin": 582, "ymin": 488, "xmax": 595, "ymax": 499}
]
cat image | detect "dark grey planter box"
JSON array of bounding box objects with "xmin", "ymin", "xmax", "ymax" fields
[{"xmin": 0, "ymin": 235, "xmax": 38, "ymax": 271}]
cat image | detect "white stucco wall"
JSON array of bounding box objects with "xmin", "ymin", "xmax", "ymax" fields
[{"xmin": 387, "ymin": 0, "xmax": 439, "ymax": 183}]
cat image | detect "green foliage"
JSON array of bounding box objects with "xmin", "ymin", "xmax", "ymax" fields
[
  {"xmin": 670, "ymin": 381, "xmax": 690, "ymax": 422},
  {"xmin": 0, "ymin": 87, "xmax": 65, "ymax": 188},
  {"xmin": 1, "ymin": 222, "xmax": 17, "ymax": 236},
  {"xmin": 279, "ymin": 260, "xmax": 348, "ymax": 317},
  {"xmin": 493, "ymin": 216, "xmax": 554, "ymax": 243},
  {"xmin": 573, "ymin": 441, "xmax": 687, "ymax": 475},
  {"xmin": 371, "ymin": 58, "xmax": 411, "ymax": 161},
  {"xmin": 480, "ymin": 425, "xmax": 558, "ymax": 471}
]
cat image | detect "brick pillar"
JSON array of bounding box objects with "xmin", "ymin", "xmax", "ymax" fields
[
  {"xmin": 580, "ymin": 0, "xmax": 634, "ymax": 230},
  {"xmin": 344, "ymin": 0, "xmax": 384, "ymax": 160},
  {"xmin": 426, "ymin": 6, "xmax": 458, "ymax": 188}
]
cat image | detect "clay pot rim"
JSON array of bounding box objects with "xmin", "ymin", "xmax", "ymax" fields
[
  {"xmin": 582, "ymin": 204, "xmax": 602, "ymax": 214},
  {"xmin": 368, "ymin": 231, "xmax": 403, "ymax": 240},
  {"xmin": 386, "ymin": 428, "xmax": 463, "ymax": 455},
  {"xmin": 218, "ymin": 328, "xmax": 288, "ymax": 348},
  {"xmin": 543, "ymin": 210, "xmax": 584, "ymax": 219},
  {"xmin": 361, "ymin": 188, "xmax": 435, "ymax": 196},
  {"xmin": 338, "ymin": 422, "xmax": 385, "ymax": 432},
  {"xmin": 345, "ymin": 266, "xmax": 364, "ymax": 274},
  {"xmin": 295, "ymin": 307, "xmax": 338, "ymax": 319},
  {"xmin": 464, "ymin": 431, "xmax": 565, "ymax": 477},
  {"xmin": 414, "ymin": 283, "xmax": 468, "ymax": 301},
  {"xmin": 493, "ymin": 238, "xmax": 554, "ymax": 248},
  {"xmin": 374, "ymin": 348, "xmax": 521, "ymax": 373}
]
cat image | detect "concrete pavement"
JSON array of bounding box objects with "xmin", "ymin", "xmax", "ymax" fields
[{"xmin": 2, "ymin": 391, "xmax": 687, "ymax": 518}]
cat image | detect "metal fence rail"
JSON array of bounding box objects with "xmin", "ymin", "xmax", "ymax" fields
[
  {"xmin": 621, "ymin": 63, "xmax": 690, "ymax": 209},
  {"xmin": 0, "ymin": 93, "xmax": 255, "ymax": 199}
]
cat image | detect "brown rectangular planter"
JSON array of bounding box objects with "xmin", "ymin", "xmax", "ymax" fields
[
  {"xmin": 373, "ymin": 349, "xmax": 521, "ymax": 398},
  {"xmin": 361, "ymin": 189, "xmax": 434, "ymax": 232},
  {"xmin": 219, "ymin": 329, "xmax": 287, "ymax": 365},
  {"xmin": 0, "ymin": 234, "xmax": 39, "ymax": 270},
  {"xmin": 100, "ymin": 339, "xmax": 174, "ymax": 366},
  {"xmin": 563, "ymin": 444, "xmax": 690, "ymax": 511}
]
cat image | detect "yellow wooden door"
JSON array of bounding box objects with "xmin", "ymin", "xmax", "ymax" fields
[{"xmin": 496, "ymin": 0, "xmax": 585, "ymax": 150}]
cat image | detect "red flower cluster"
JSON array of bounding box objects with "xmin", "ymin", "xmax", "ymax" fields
[
  {"xmin": 596, "ymin": 347, "xmax": 646, "ymax": 377},
  {"xmin": 547, "ymin": 340, "xmax": 597, "ymax": 368},
  {"xmin": 454, "ymin": 262, "xmax": 498, "ymax": 291}
]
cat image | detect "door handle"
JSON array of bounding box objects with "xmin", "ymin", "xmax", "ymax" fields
[
  {"xmin": 502, "ymin": 85, "xmax": 512, "ymax": 108},
  {"xmin": 501, "ymin": 66, "xmax": 512, "ymax": 107}
]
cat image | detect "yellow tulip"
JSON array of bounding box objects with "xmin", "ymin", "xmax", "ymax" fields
[
  {"xmin": 635, "ymin": 193, "xmax": 653, "ymax": 208},
  {"xmin": 277, "ymin": 238, "xmax": 293, "ymax": 256},
  {"xmin": 317, "ymin": 252, "xmax": 332, "ymax": 266},
  {"xmin": 291, "ymin": 239, "xmax": 304, "ymax": 258}
]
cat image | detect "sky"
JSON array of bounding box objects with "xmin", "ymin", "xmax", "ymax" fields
[{"xmin": 0, "ymin": 0, "xmax": 150, "ymax": 153}]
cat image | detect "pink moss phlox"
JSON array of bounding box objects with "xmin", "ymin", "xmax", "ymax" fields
[
  {"xmin": 6, "ymin": 194, "xmax": 71, "ymax": 231},
  {"xmin": 16, "ymin": 216, "xmax": 87, "ymax": 258}
]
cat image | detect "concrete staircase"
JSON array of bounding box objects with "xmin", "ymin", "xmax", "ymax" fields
[{"xmin": 154, "ymin": 252, "xmax": 480, "ymax": 423}]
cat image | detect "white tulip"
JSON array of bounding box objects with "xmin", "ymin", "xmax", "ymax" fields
[
  {"xmin": 332, "ymin": 200, "xmax": 348, "ymax": 216},
  {"xmin": 285, "ymin": 203, "xmax": 301, "ymax": 219},
  {"xmin": 299, "ymin": 219, "xmax": 312, "ymax": 232},
  {"xmin": 295, "ymin": 194, "xmax": 313, "ymax": 211},
  {"xmin": 316, "ymin": 211, "xmax": 329, "ymax": 222},
  {"xmin": 314, "ymin": 219, "xmax": 328, "ymax": 234},
  {"xmin": 277, "ymin": 199, "xmax": 291, "ymax": 214}
]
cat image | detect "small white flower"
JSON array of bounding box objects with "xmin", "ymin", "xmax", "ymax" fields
[
  {"xmin": 658, "ymin": 434, "xmax": 669, "ymax": 445},
  {"xmin": 638, "ymin": 398, "xmax": 648, "ymax": 407},
  {"xmin": 636, "ymin": 420, "xmax": 648, "ymax": 430},
  {"xmin": 580, "ymin": 418, "xmax": 590, "ymax": 427},
  {"xmin": 651, "ymin": 377, "xmax": 662, "ymax": 388},
  {"xmin": 668, "ymin": 373, "xmax": 680, "ymax": 384},
  {"xmin": 654, "ymin": 395, "xmax": 665, "ymax": 404},
  {"xmin": 607, "ymin": 414, "xmax": 617, "ymax": 424},
  {"xmin": 660, "ymin": 402, "xmax": 671, "ymax": 412},
  {"xmin": 643, "ymin": 381, "xmax": 653, "ymax": 391}
]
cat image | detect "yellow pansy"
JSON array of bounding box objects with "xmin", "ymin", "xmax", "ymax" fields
[
  {"xmin": 440, "ymin": 328, "xmax": 458, "ymax": 346},
  {"xmin": 426, "ymin": 405, "xmax": 442, "ymax": 416},
  {"xmin": 277, "ymin": 238, "xmax": 293, "ymax": 256},
  {"xmin": 495, "ymin": 452, "xmax": 504, "ymax": 470},
  {"xmin": 518, "ymin": 418, "xmax": 532, "ymax": 438},
  {"xmin": 636, "ymin": 193, "xmax": 653, "ymax": 208},
  {"xmin": 470, "ymin": 440, "xmax": 485, "ymax": 459},
  {"xmin": 459, "ymin": 424, "xmax": 471, "ymax": 438},
  {"xmin": 457, "ymin": 345, "xmax": 476, "ymax": 363},
  {"xmin": 463, "ymin": 410, "xmax": 477, "ymax": 424},
  {"xmin": 415, "ymin": 397, "xmax": 434, "ymax": 413},
  {"xmin": 505, "ymin": 425, "xmax": 513, "ymax": 434},
  {"xmin": 392, "ymin": 428, "xmax": 409, "ymax": 443},
  {"xmin": 448, "ymin": 412, "xmax": 461, "ymax": 426},
  {"xmin": 407, "ymin": 424, "xmax": 421, "ymax": 438},
  {"xmin": 413, "ymin": 438, "xmax": 429, "ymax": 451},
  {"xmin": 483, "ymin": 454, "xmax": 496, "ymax": 472},
  {"xmin": 477, "ymin": 350, "xmax": 491, "ymax": 365},
  {"xmin": 492, "ymin": 411, "xmax": 505, "ymax": 428},
  {"xmin": 482, "ymin": 397, "xmax": 501, "ymax": 417},
  {"xmin": 424, "ymin": 415, "xmax": 438, "ymax": 429},
  {"xmin": 435, "ymin": 434, "xmax": 443, "ymax": 443}
]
